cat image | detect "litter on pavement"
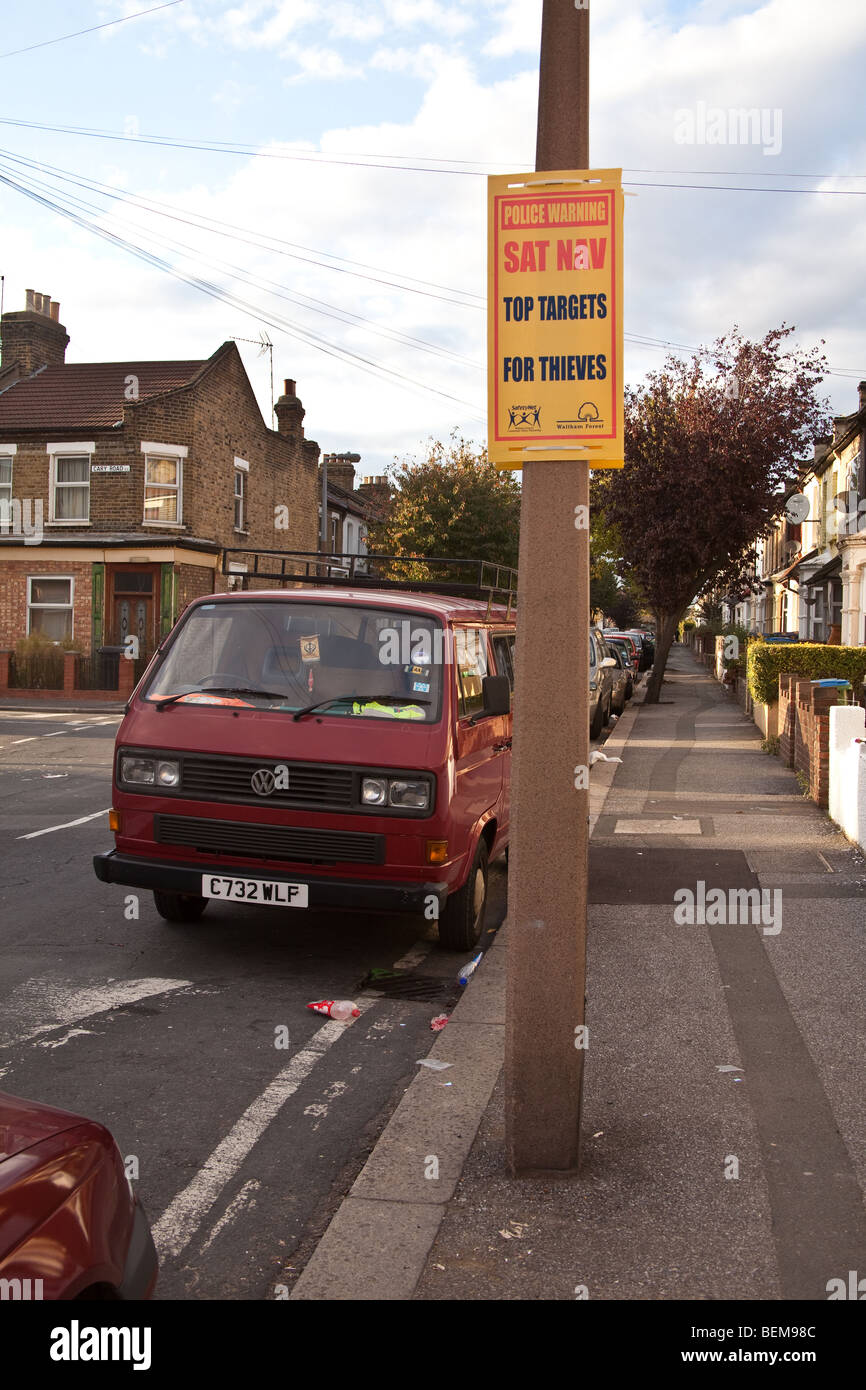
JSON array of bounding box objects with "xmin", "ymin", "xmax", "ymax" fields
[
  {"xmin": 430, "ymin": 1014, "xmax": 449, "ymax": 1031},
  {"xmin": 416, "ymin": 1057, "xmax": 453, "ymax": 1070},
  {"xmin": 457, "ymin": 953, "xmax": 483, "ymax": 985}
]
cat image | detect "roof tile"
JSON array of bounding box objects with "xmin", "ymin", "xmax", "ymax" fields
[{"xmin": 0, "ymin": 360, "xmax": 205, "ymax": 431}]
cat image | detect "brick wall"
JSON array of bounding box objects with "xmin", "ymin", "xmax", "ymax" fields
[
  {"xmin": 174, "ymin": 561, "xmax": 222, "ymax": 613},
  {"xmin": 0, "ymin": 559, "xmax": 91, "ymax": 650},
  {"xmin": 777, "ymin": 672, "xmax": 839, "ymax": 807}
]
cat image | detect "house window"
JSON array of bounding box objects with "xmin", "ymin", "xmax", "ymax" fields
[
  {"xmin": 0, "ymin": 453, "xmax": 12, "ymax": 517},
  {"xmin": 50, "ymin": 455, "xmax": 91, "ymax": 522},
  {"xmin": 144, "ymin": 455, "xmax": 182, "ymax": 523},
  {"xmin": 233, "ymin": 461, "xmax": 247, "ymax": 532},
  {"xmin": 28, "ymin": 576, "xmax": 73, "ymax": 642}
]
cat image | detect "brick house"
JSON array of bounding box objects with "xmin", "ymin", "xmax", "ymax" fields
[
  {"xmin": 319, "ymin": 453, "xmax": 391, "ymax": 569},
  {"xmin": 0, "ymin": 292, "xmax": 321, "ymax": 683}
]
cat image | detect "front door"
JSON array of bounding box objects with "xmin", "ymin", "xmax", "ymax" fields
[{"xmin": 108, "ymin": 567, "xmax": 159, "ymax": 660}]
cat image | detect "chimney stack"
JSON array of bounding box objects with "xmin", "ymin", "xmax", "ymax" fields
[
  {"xmin": 357, "ymin": 475, "xmax": 391, "ymax": 509},
  {"xmin": 274, "ymin": 377, "xmax": 305, "ymax": 440},
  {"xmin": 323, "ymin": 451, "xmax": 361, "ymax": 492},
  {"xmin": 1, "ymin": 290, "xmax": 69, "ymax": 376}
]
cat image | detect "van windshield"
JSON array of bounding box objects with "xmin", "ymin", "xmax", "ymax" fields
[{"xmin": 143, "ymin": 600, "xmax": 443, "ymax": 722}]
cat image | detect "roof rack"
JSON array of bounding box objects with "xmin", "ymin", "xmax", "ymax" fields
[{"xmin": 222, "ymin": 549, "xmax": 517, "ymax": 617}]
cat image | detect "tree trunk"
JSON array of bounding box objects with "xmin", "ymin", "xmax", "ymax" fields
[{"xmin": 643, "ymin": 611, "xmax": 680, "ymax": 703}]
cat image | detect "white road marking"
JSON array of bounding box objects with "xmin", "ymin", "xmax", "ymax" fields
[
  {"xmin": 17, "ymin": 808, "xmax": 110, "ymax": 839},
  {"xmin": 151, "ymin": 996, "xmax": 377, "ymax": 1262},
  {"xmin": 199, "ymin": 1180, "xmax": 261, "ymax": 1254},
  {"xmin": 36, "ymin": 1027, "xmax": 97, "ymax": 1049},
  {"xmin": 392, "ymin": 941, "xmax": 431, "ymax": 971},
  {"xmin": 12, "ymin": 737, "xmax": 38, "ymax": 745},
  {"xmin": 0, "ymin": 977, "xmax": 191, "ymax": 1050}
]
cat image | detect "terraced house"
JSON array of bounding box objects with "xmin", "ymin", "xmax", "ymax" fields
[
  {"xmin": 732, "ymin": 381, "xmax": 866, "ymax": 644},
  {"xmin": 0, "ymin": 291, "xmax": 322, "ymax": 691}
]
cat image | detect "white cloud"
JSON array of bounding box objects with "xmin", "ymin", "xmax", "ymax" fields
[
  {"xmin": 326, "ymin": 3, "xmax": 386, "ymax": 42},
  {"xmin": 482, "ymin": 0, "xmax": 542, "ymax": 57},
  {"xmin": 370, "ymin": 42, "xmax": 450, "ymax": 78},
  {"xmin": 282, "ymin": 44, "xmax": 365, "ymax": 82},
  {"xmin": 382, "ymin": 0, "xmax": 475, "ymax": 38}
]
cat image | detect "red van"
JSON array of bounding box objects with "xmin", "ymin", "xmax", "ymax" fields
[{"xmin": 93, "ymin": 557, "xmax": 515, "ymax": 951}]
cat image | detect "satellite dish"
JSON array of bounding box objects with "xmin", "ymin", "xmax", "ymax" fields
[{"xmin": 784, "ymin": 493, "xmax": 809, "ymax": 525}]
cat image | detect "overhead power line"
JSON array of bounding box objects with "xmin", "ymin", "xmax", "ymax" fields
[
  {"xmin": 0, "ymin": 1, "xmax": 188, "ymax": 61},
  {"xmin": 0, "ymin": 165, "xmax": 486, "ymax": 420},
  {"xmin": 0, "ymin": 145, "xmax": 483, "ymax": 310},
  {"xmin": 0, "ymin": 116, "xmax": 865, "ymax": 194}
]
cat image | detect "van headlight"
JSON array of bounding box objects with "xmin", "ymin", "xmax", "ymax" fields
[
  {"xmin": 120, "ymin": 755, "xmax": 180, "ymax": 788},
  {"xmin": 361, "ymin": 776, "xmax": 431, "ymax": 810}
]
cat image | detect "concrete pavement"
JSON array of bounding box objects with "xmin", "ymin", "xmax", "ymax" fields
[{"xmin": 292, "ymin": 645, "xmax": 866, "ymax": 1301}]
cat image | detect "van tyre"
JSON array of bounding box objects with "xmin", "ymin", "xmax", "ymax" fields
[
  {"xmin": 438, "ymin": 837, "xmax": 488, "ymax": 953},
  {"xmin": 153, "ymin": 891, "xmax": 208, "ymax": 923}
]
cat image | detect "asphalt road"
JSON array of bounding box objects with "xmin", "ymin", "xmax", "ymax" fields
[{"xmin": 0, "ymin": 710, "xmax": 507, "ymax": 1300}]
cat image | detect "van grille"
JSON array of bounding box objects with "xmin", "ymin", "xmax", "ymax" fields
[
  {"xmin": 180, "ymin": 755, "xmax": 355, "ymax": 809},
  {"xmin": 154, "ymin": 814, "xmax": 384, "ymax": 865}
]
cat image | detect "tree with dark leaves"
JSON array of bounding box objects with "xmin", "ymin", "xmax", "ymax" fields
[{"xmin": 592, "ymin": 327, "xmax": 830, "ymax": 702}]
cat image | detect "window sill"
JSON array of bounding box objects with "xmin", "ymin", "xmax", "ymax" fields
[
  {"xmin": 47, "ymin": 520, "xmax": 92, "ymax": 526},
  {"xmin": 141, "ymin": 521, "xmax": 184, "ymax": 529},
  {"xmin": 233, "ymin": 528, "xmax": 249, "ymax": 536}
]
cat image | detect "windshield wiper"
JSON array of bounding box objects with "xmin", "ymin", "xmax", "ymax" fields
[
  {"xmin": 292, "ymin": 692, "xmax": 431, "ymax": 722},
  {"xmin": 153, "ymin": 685, "xmax": 285, "ymax": 711}
]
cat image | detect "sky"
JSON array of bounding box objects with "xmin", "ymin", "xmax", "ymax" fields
[{"xmin": 1, "ymin": 0, "xmax": 865, "ymax": 476}]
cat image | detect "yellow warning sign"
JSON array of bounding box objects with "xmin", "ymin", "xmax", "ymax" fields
[{"xmin": 487, "ymin": 168, "xmax": 624, "ymax": 468}]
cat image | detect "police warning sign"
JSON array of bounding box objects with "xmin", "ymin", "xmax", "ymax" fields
[{"xmin": 487, "ymin": 169, "xmax": 624, "ymax": 468}]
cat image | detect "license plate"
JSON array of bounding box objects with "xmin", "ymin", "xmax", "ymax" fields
[{"xmin": 201, "ymin": 875, "xmax": 309, "ymax": 907}]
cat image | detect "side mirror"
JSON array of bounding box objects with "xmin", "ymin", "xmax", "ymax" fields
[
  {"xmin": 476, "ymin": 673, "xmax": 511, "ymax": 719},
  {"xmin": 601, "ymin": 656, "xmax": 618, "ymax": 668}
]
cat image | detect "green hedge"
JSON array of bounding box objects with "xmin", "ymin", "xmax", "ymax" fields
[{"xmin": 746, "ymin": 642, "xmax": 866, "ymax": 706}]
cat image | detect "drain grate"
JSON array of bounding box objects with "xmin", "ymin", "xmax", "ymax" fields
[{"xmin": 359, "ymin": 971, "xmax": 461, "ymax": 1006}]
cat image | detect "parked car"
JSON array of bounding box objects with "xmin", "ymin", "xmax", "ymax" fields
[
  {"xmin": 0, "ymin": 1090, "xmax": 158, "ymax": 1300},
  {"xmin": 626, "ymin": 628, "xmax": 655, "ymax": 668},
  {"xmin": 604, "ymin": 632, "xmax": 641, "ymax": 684},
  {"xmin": 607, "ymin": 643, "xmax": 634, "ymax": 705},
  {"xmin": 590, "ymin": 628, "xmax": 619, "ymax": 738},
  {"xmin": 94, "ymin": 559, "xmax": 515, "ymax": 953}
]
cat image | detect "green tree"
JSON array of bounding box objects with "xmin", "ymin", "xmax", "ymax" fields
[{"xmin": 369, "ymin": 433, "xmax": 521, "ymax": 570}]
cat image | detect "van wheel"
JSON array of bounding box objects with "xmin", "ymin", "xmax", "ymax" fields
[
  {"xmin": 153, "ymin": 891, "xmax": 208, "ymax": 923},
  {"xmin": 438, "ymin": 838, "xmax": 488, "ymax": 953}
]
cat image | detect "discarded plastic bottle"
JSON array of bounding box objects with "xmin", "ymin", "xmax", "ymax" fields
[
  {"xmin": 457, "ymin": 953, "xmax": 483, "ymax": 986},
  {"xmin": 307, "ymin": 999, "xmax": 360, "ymax": 1020}
]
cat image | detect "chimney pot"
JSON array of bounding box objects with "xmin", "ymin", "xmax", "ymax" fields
[
  {"xmin": 1, "ymin": 292, "xmax": 69, "ymax": 374},
  {"xmin": 50, "ymin": 301, "xmax": 60, "ymax": 322},
  {"xmin": 859, "ymin": 380, "xmax": 866, "ymax": 413},
  {"xmin": 284, "ymin": 378, "xmax": 295, "ymax": 395}
]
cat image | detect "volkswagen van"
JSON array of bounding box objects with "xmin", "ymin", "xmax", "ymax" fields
[{"xmin": 93, "ymin": 558, "xmax": 515, "ymax": 952}]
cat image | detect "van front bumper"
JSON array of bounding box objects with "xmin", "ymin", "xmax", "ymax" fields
[{"xmin": 93, "ymin": 850, "xmax": 448, "ymax": 913}]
